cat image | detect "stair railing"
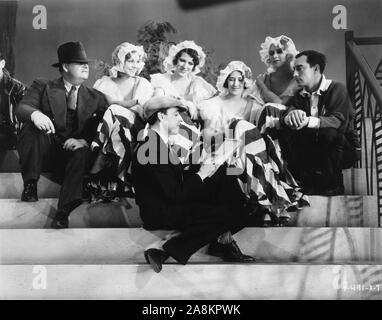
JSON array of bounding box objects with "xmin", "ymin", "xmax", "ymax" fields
[{"xmin": 345, "ymin": 30, "xmax": 382, "ymax": 227}]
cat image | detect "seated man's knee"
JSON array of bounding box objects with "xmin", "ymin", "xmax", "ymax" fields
[
  {"xmin": 318, "ymin": 128, "xmax": 338, "ymax": 146},
  {"xmin": 71, "ymin": 146, "xmax": 90, "ymax": 159},
  {"xmin": 17, "ymin": 123, "xmax": 51, "ymax": 150},
  {"xmin": 75, "ymin": 145, "xmax": 89, "ymax": 153}
]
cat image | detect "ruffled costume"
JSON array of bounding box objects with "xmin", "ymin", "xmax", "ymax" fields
[
  {"xmin": 150, "ymin": 40, "xmax": 217, "ymax": 163},
  {"xmin": 89, "ymin": 42, "xmax": 153, "ymax": 201},
  {"xmin": 252, "ymin": 35, "xmax": 300, "ymax": 137},
  {"xmin": 199, "ymin": 61, "xmax": 309, "ymax": 219}
]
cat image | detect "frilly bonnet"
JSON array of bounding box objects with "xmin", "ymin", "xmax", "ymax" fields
[
  {"xmin": 216, "ymin": 60, "xmax": 252, "ymax": 95},
  {"xmin": 109, "ymin": 42, "xmax": 146, "ymax": 78},
  {"xmin": 259, "ymin": 35, "xmax": 299, "ymax": 73},
  {"xmin": 163, "ymin": 40, "xmax": 206, "ymax": 75}
]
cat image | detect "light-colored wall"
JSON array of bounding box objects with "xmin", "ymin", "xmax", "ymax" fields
[{"xmin": 13, "ymin": 0, "xmax": 382, "ymax": 87}]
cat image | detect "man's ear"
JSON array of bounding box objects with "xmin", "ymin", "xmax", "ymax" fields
[
  {"xmin": 314, "ymin": 64, "xmax": 320, "ymax": 73},
  {"xmin": 62, "ymin": 63, "xmax": 69, "ymax": 73},
  {"xmin": 157, "ymin": 111, "xmax": 164, "ymax": 122}
]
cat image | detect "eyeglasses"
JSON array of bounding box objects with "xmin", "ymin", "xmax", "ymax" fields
[{"xmin": 269, "ymin": 48, "xmax": 283, "ymax": 56}]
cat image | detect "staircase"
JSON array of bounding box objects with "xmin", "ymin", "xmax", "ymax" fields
[{"xmin": 0, "ymin": 139, "xmax": 381, "ymax": 300}]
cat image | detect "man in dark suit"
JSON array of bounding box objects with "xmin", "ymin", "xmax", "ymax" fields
[
  {"xmin": 15, "ymin": 41, "xmax": 107, "ymax": 228},
  {"xmin": 0, "ymin": 50, "xmax": 26, "ymax": 150},
  {"xmin": 132, "ymin": 96, "xmax": 255, "ymax": 273},
  {"xmin": 280, "ymin": 50, "xmax": 360, "ymax": 195}
]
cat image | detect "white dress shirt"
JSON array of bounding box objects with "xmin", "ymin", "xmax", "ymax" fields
[
  {"xmin": 299, "ymin": 75, "xmax": 332, "ymax": 128},
  {"xmin": 63, "ymin": 78, "xmax": 81, "ymax": 109}
]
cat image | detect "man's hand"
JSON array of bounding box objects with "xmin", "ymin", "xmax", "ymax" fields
[
  {"xmin": 284, "ymin": 110, "xmax": 308, "ymax": 129},
  {"xmin": 296, "ymin": 116, "xmax": 309, "ymax": 130},
  {"xmin": 31, "ymin": 111, "xmax": 55, "ymax": 134},
  {"xmin": 63, "ymin": 138, "xmax": 88, "ymax": 151}
]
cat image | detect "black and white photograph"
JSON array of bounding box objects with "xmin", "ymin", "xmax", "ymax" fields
[{"xmin": 0, "ymin": 0, "xmax": 381, "ymax": 304}]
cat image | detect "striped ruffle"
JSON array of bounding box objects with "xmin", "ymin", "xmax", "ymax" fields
[
  {"xmin": 256, "ymin": 103, "xmax": 287, "ymax": 135},
  {"xmin": 91, "ymin": 104, "xmax": 144, "ymax": 182},
  {"xmin": 169, "ymin": 112, "xmax": 202, "ymax": 165},
  {"xmin": 229, "ymin": 119, "xmax": 309, "ymax": 215}
]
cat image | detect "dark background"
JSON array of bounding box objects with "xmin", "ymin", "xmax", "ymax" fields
[{"xmin": 7, "ymin": 0, "xmax": 382, "ymax": 86}]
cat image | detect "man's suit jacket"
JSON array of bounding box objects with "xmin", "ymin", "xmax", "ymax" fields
[
  {"xmin": 132, "ymin": 129, "xmax": 204, "ymax": 229},
  {"xmin": 16, "ymin": 77, "xmax": 107, "ymax": 143},
  {"xmin": 0, "ymin": 69, "xmax": 26, "ymax": 126},
  {"xmin": 284, "ymin": 81, "xmax": 355, "ymax": 134}
]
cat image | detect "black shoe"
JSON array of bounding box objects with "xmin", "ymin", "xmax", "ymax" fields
[
  {"xmin": 208, "ymin": 240, "xmax": 255, "ymax": 263},
  {"xmin": 21, "ymin": 180, "xmax": 38, "ymax": 202},
  {"xmin": 82, "ymin": 179, "xmax": 92, "ymax": 202},
  {"xmin": 262, "ymin": 213, "xmax": 278, "ymax": 227},
  {"xmin": 278, "ymin": 216, "xmax": 291, "ymax": 227},
  {"xmin": 144, "ymin": 248, "xmax": 169, "ymax": 273},
  {"xmin": 51, "ymin": 199, "xmax": 82, "ymax": 229},
  {"xmin": 51, "ymin": 210, "xmax": 70, "ymax": 229}
]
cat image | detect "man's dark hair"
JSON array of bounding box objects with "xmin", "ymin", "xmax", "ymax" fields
[
  {"xmin": 0, "ymin": 50, "xmax": 4, "ymax": 61},
  {"xmin": 296, "ymin": 50, "xmax": 326, "ymax": 74},
  {"xmin": 147, "ymin": 108, "xmax": 168, "ymax": 125},
  {"xmin": 173, "ymin": 48, "xmax": 199, "ymax": 71}
]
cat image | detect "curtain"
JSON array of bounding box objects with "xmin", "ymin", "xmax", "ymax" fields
[{"xmin": 0, "ymin": 1, "xmax": 18, "ymax": 75}]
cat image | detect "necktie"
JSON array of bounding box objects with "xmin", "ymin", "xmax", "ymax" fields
[
  {"xmin": 67, "ymin": 85, "xmax": 77, "ymax": 110},
  {"xmin": 168, "ymin": 144, "xmax": 181, "ymax": 165}
]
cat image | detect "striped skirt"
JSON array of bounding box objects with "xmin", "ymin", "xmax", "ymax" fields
[
  {"xmin": 89, "ymin": 104, "xmax": 145, "ymax": 201},
  {"xmin": 228, "ymin": 119, "xmax": 309, "ymax": 215}
]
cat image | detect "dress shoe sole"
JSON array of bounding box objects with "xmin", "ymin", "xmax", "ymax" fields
[
  {"xmin": 144, "ymin": 251, "xmax": 162, "ymax": 273},
  {"xmin": 21, "ymin": 197, "xmax": 38, "ymax": 202},
  {"xmin": 51, "ymin": 220, "xmax": 69, "ymax": 229},
  {"xmin": 221, "ymin": 257, "xmax": 256, "ymax": 263}
]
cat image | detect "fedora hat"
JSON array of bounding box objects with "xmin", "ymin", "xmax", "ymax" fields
[
  {"xmin": 52, "ymin": 41, "xmax": 92, "ymax": 67},
  {"xmin": 143, "ymin": 96, "xmax": 188, "ymax": 120}
]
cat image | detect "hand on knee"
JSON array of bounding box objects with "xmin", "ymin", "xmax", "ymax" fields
[{"xmin": 63, "ymin": 138, "xmax": 89, "ymax": 151}]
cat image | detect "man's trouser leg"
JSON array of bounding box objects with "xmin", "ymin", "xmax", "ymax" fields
[
  {"xmin": 162, "ymin": 203, "xmax": 243, "ymax": 265},
  {"xmin": 17, "ymin": 123, "xmax": 56, "ymax": 182},
  {"xmin": 316, "ymin": 128, "xmax": 343, "ymax": 189},
  {"xmin": 57, "ymin": 146, "xmax": 93, "ymax": 211},
  {"xmin": 279, "ymin": 127, "xmax": 318, "ymax": 186}
]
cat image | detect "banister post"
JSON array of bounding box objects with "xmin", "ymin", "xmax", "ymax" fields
[{"xmin": 345, "ymin": 30, "xmax": 354, "ymax": 95}]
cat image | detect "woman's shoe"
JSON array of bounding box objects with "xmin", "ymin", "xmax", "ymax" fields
[
  {"xmin": 262, "ymin": 213, "xmax": 278, "ymax": 227},
  {"xmin": 278, "ymin": 216, "xmax": 291, "ymax": 227}
]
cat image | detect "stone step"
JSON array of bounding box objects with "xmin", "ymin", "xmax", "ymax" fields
[
  {"xmin": 0, "ymin": 150, "xmax": 19, "ymax": 172},
  {"xmin": 0, "ymin": 173, "xmax": 61, "ymax": 199},
  {"xmin": 1, "ymin": 264, "xmax": 381, "ymax": 299},
  {"xmin": 0, "ymin": 198, "xmax": 142, "ymax": 229},
  {"xmin": 1, "ymin": 227, "xmax": 381, "ymax": 265},
  {"xmin": 0, "ymin": 195, "xmax": 377, "ymax": 229},
  {"xmin": 294, "ymin": 195, "xmax": 378, "ymax": 227},
  {"xmin": 0, "ymin": 168, "xmax": 373, "ymax": 200},
  {"xmin": 343, "ymin": 168, "xmax": 376, "ymax": 196}
]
